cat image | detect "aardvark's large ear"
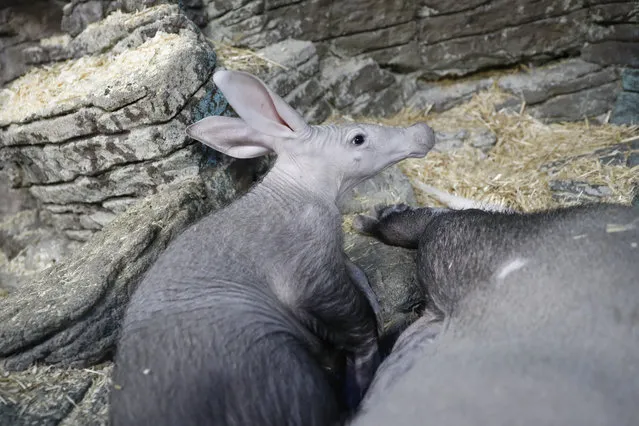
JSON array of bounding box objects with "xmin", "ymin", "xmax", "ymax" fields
[
  {"xmin": 213, "ymin": 69, "xmax": 310, "ymax": 138},
  {"xmin": 186, "ymin": 115, "xmax": 273, "ymax": 159}
]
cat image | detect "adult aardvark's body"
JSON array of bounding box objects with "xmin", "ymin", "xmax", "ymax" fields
[
  {"xmin": 109, "ymin": 70, "xmax": 435, "ymax": 426},
  {"xmin": 352, "ymin": 201, "xmax": 639, "ymax": 426}
]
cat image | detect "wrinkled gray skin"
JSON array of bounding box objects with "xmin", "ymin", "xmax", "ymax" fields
[
  {"xmin": 352, "ymin": 202, "xmax": 639, "ymax": 426},
  {"xmin": 109, "ymin": 70, "xmax": 436, "ymax": 426}
]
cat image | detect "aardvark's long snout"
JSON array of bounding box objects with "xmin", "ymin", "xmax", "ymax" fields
[{"xmin": 406, "ymin": 123, "xmax": 436, "ymax": 157}]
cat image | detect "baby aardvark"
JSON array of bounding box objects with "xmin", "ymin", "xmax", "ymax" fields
[{"xmin": 109, "ymin": 70, "xmax": 436, "ymax": 426}]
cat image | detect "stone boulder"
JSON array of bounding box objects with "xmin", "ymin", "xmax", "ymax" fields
[
  {"xmin": 339, "ymin": 165, "xmax": 417, "ymax": 215},
  {"xmin": 60, "ymin": 0, "xmax": 174, "ymax": 37},
  {"xmin": 582, "ymin": 1, "xmax": 639, "ymax": 68},
  {"xmin": 0, "ymin": 4, "xmax": 234, "ymax": 243},
  {"xmin": 408, "ymin": 77, "xmax": 495, "ymax": 113},
  {"xmin": 497, "ymin": 59, "xmax": 621, "ymax": 123}
]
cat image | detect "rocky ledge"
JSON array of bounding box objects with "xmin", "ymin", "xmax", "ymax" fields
[{"xmin": 0, "ymin": 5, "xmax": 235, "ymax": 244}]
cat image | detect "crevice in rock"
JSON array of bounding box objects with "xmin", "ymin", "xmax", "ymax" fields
[
  {"xmin": 417, "ymin": 51, "xmax": 578, "ymax": 83},
  {"xmin": 17, "ymin": 140, "xmax": 196, "ymax": 191},
  {"xmin": 520, "ymin": 69, "xmax": 620, "ymax": 106},
  {"xmin": 314, "ymin": 19, "xmax": 415, "ymax": 44},
  {"xmin": 265, "ymin": 0, "xmax": 305, "ymax": 12},
  {"xmin": 356, "ymin": 40, "xmax": 413, "ymax": 56},
  {"xmin": 43, "ymin": 194, "xmax": 137, "ymax": 212},
  {"xmin": 207, "ymin": 0, "xmax": 257, "ymax": 20},
  {"xmin": 3, "ymin": 129, "xmax": 129, "ymax": 149},
  {"xmin": 417, "ymin": 0, "xmax": 492, "ymax": 18},
  {"xmin": 418, "ymin": 6, "xmax": 591, "ymax": 47},
  {"xmin": 154, "ymin": 69, "xmax": 216, "ymax": 125}
]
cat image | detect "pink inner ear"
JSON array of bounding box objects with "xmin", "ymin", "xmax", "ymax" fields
[
  {"xmin": 213, "ymin": 70, "xmax": 308, "ymax": 137},
  {"xmin": 259, "ymin": 96, "xmax": 292, "ymax": 131}
]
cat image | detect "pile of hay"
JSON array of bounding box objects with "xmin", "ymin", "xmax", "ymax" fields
[
  {"xmin": 0, "ymin": 364, "xmax": 110, "ymax": 410},
  {"xmin": 348, "ymin": 87, "xmax": 638, "ymax": 212},
  {"xmin": 209, "ymin": 40, "xmax": 286, "ymax": 75}
]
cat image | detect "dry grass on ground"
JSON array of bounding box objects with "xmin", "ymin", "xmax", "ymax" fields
[{"xmin": 336, "ymin": 87, "xmax": 638, "ymax": 212}]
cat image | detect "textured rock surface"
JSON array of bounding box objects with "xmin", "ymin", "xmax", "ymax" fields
[
  {"xmin": 541, "ymin": 138, "xmax": 639, "ymax": 173},
  {"xmin": 582, "ymin": 1, "xmax": 639, "ymax": 68},
  {"xmin": 344, "ymin": 232, "xmax": 421, "ymax": 337},
  {"xmin": 195, "ymin": 0, "xmax": 638, "ymax": 123},
  {"xmin": 200, "ymin": 0, "xmax": 639, "ymax": 77},
  {"xmin": 0, "ymin": 5, "xmax": 234, "ymax": 242},
  {"xmin": 408, "ymin": 77, "xmax": 495, "ymax": 113},
  {"xmin": 611, "ymin": 69, "xmax": 639, "ymax": 126},
  {"xmin": 321, "ymin": 56, "xmax": 404, "ymax": 117},
  {"xmin": 255, "ymin": 39, "xmax": 333, "ymax": 124},
  {"xmin": 0, "ymin": 175, "xmax": 238, "ymax": 371},
  {"xmin": 60, "ymin": 0, "xmax": 173, "ymax": 37},
  {"xmin": 427, "ymin": 128, "xmax": 498, "ymax": 154},
  {"xmin": 549, "ymin": 179, "xmax": 613, "ymax": 204},
  {"xmin": 0, "ymin": 210, "xmax": 81, "ymax": 292},
  {"xmin": 498, "ymin": 59, "xmax": 621, "ymax": 122},
  {"xmin": 0, "ymin": 0, "xmax": 65, "ymax": 85}
]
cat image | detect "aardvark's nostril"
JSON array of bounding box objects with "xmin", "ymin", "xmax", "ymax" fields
[{"xmin": 410, "ymin": 122, "xmax": 436, "ymax": 150}]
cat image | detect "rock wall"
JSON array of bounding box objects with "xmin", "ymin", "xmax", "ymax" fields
[
  {"xmin": 0, "ymin": 0, "xmax": 65, "ymax": 85},
  {"xmin": 202, "ymin": 0, "xmax": 639, "ymax": 76},
  {"xmin": 0, "ymin": 5, "xmax": 235, "ymax": 243},
  {"xmin": 200, "ymin": 0, "xmax": 638, "ymax": 125}
]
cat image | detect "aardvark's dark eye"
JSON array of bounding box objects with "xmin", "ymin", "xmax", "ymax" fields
[{"xmin": 351, "ymin": 134, "xmax": 366, "ymax": 146}]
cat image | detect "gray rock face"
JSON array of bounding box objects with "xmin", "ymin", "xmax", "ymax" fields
[
  {"xmin": 583, "ymin": 1, "xmax": 639, "ymax": 68},
  {"xmin": 611, "ymin": 69, "xmax": 639, "ymax": 126},
  {"xmin": 0, "ymin": 4, "xmax": 235, "ymax": 242},
  {"xmin": 0, "ymin": 175, "xmax": 237, "ymax": 371},
  {"xmin": 344, "ymin": 232, "xmax": 421, "ymax": 338},
  {"xmin": 428, "ymin": 128, "xmax": 497, "ymax": 154},
  {"xmin": 497, "ymin": 59, "xmax": 621, "ymax": 122},
  {"xmin": 321, "ymin": 56, "xmax": 404, "ymax": 117},
  {"xmin": 408, "ymin": 77, "xmax": 495, "ymax": 113},
  {"xmin": 255, "ymin": 39, "xmax": 333, "ymax": 124},
  {"xmin": 195, "ymin": 0, "xmax": 638, "ymax": 124},
  {"xmin": 200, "ymin": 0, "xmax": 638, "ymax": 78},
  {"xmin": 0, "ymin": 210, "xmax": 82, "ymax": 292},
  {"xmin": 0, "ymin": 1, "xmax": 65, "ymax": 85},
  {"xmin": 61, "ymin": 0, "xmax": 174, "ymax": 37},
  {"xmin": 541, "ymin": 138, "xmax": 639, "ymax": 173}
]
